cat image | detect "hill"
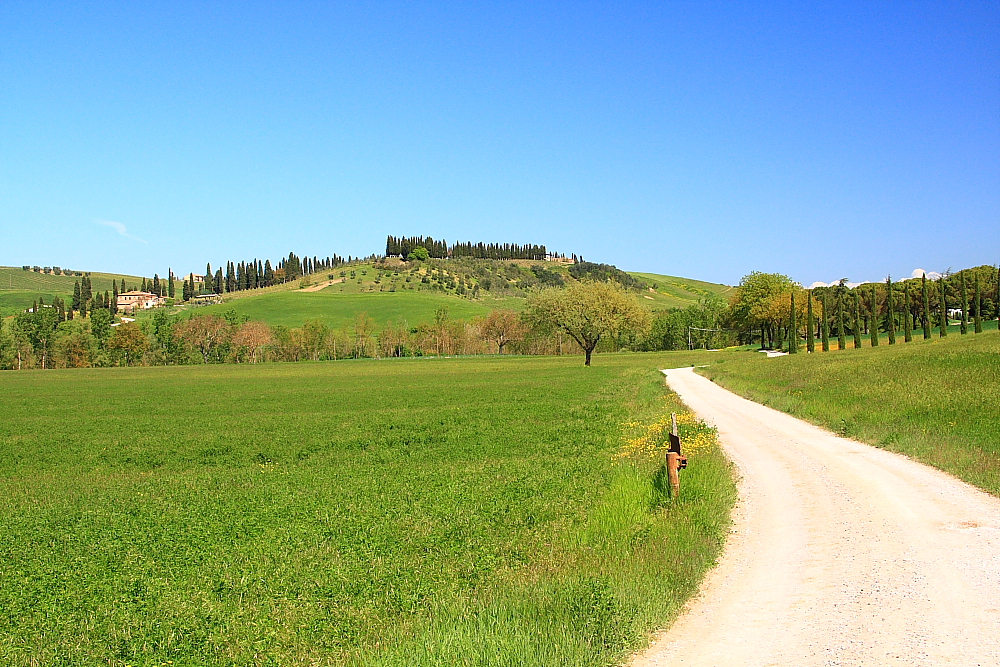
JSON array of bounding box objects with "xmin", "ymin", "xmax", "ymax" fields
[
  {"xmin": 0, "ymin": 266, "xmax": 148, "ymax": 317},
  {"xmin": 628, "ymin": 272, "xmax": 735, "ymax": 310}
]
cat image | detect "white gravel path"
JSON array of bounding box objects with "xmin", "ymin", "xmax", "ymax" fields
[{"xmin": 630, "ymin": 367, "xmax": 1000, "ymax": 667}]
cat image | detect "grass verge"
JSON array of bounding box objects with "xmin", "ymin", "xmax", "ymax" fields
[{"xmin": 700, "ymin": 331, "xmax": 1000, "ymax": 496}]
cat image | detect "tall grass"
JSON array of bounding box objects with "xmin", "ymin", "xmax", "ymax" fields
[
  {"xmin": 701, "ymin": 331, "xmax": 1000, "ymax": 495},
  {"xmin": 0, "ymin": 352, "xmax": 734, "ymax": 666}
]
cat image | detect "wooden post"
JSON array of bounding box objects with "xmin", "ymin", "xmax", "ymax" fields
[{"xmin": 667, "ymin": 413, "xmax": 681, "ymax": 497}]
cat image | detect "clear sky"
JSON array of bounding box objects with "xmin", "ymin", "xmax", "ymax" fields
[{"xmin": 2, "ymin": 2, "xmax": 997, "ymax": 286}]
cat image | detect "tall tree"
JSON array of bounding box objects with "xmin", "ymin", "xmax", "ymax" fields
[
  {"xmin": 959, "ymin": 272, "xmax": 969, "ymax": 335},
  {"xmin": 820, "ymin": 290, "xmax": 830, "ymax": 351},
  {"xmin": 885, "ymin": 277, "xmax": 896, "ymax": 344},
  {"xmin": 938, "ymin": 277, "xmax": 948, "ymax": 337},
  {"xmin": 112, "ymin": 280, "xmax": 119, "ymax": 315},
  {"xmin": 836, "ymin": 282, "xmax": 846, "ymax": 350},
  {"xmin": 168, "ymin": 270, "xmax": 175, "ymax": 298},
  {"xmin": 902, "ymin": 280, "xmax": 912, "ymax": 342},
  {"xmin": 72, "ymin": 280, "xmax": 82, "ymax": 312},
  {"xmin": 870, "ymin": 283, "xmax": 879, "ymax": 346},
  {"xmin": 852, "ymin": 290, "xmax": 863, "ymax": 349},
  {"xmin": 214, "ymin": 268, "xmax": 224, "ymax": 295},
  {"xmin": 788, "ymin": 290, "xmax": 799, "ymax": 353},
  {"xmin": 974, "ymin": 273, "xmax": 983, "ymax": 334},
  {"xmin": 806, "ymin": 290, "xmax": 815, "ymax": 353},
  {"xmin": 479, "ymin": 309, "xmax": 527, "ymax": 354},
  {"xmin": 921, "ymin": 274, "xmax": 931, "ymax": 339}
]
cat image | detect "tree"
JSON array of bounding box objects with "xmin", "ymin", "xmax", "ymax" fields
[
  {"xmin": 525, "ymin": 281, "xmax": 650, "ymax": 366},
  {"xmin": 72, "ymin": 280, "xmax": 82, "ymax": 312},
  {"xmin": 938, "ymin": 277, "xmax": 948, "ymax": 337},
  {"xmin": 174, "ymin": 315, "xmax": 229, "ymax": 363},
  {"xmin": 870, "ymin": 283, "xmax": 879, "ymax": 346},
  {"xmin": 107, "ymin": 322, "xmax": 148, "ymax": 366},
  {"xmin": 112, "ymin": 280, "xmax": 119, "ymax": 315},
  {"xmin": 787, "ymin": 291, "xmax": 799, "ymax": 353},
  {"xmin": 836, "ymin": 281, "xmax": 847, "ymax": 350},
  {"xmin": 806, "ymin": 290, "xmax": 815, "ymax": 353},
  {"xmin": 821, "ymin": 290, "xmax": 830, "ymax": 351},
  {"xmin": 90, "ymin": 308, "xmax": 113, "ymax": 347},
  {"xmin": 407, "ymin": 246, "xmax": 430, "ymax": 261},
  {"xmin": 974, "ymin": 273, "xmax": 983, "ymax": 334},
  {"xmin": 902, "ymin": 280, "xmax": 912, "ymax": 342},
  {"xmin": 232, "ymin": 321, "xmax": 273, "ymax": 363},
  {"xmin": 480, "ymin": 309, "xmax": 527, "ymax": 354},
  {"xmin": 886, "ymin": 277, "xmax": 896, "ymax": 345},
  {"xmin": 921, "ymin": 273, "xmax": 931, "ymax": 339},
  {"xmin": 852, "ymin": 290, "xmax": 862, "ymax": 349},
  {"xmin": 728, "ymin": 272, "xmax": 797, "ymax": 349},
  {"xmin": 12, "ymin": 308, "xmax": 59, "ymax": 369},
  {"xmin": 960, "ymin": 272, "xmax": 969, "ymax": 335}
]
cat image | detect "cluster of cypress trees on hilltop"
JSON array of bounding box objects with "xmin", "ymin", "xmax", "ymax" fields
[{"xmin": 385, "ymin": 235, "xmax": 549, "ymax": 261}]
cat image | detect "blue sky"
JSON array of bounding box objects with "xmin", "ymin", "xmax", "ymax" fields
[{"xmin": 2, "ymin": 2, "xmax": 997, "ymax": 286}]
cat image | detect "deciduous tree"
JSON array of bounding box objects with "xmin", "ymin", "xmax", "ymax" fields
[{"xmin": 479, "ymin": 309, "xmax": 527, "ymax": 354}]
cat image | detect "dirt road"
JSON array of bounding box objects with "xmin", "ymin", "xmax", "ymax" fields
[{"xmin": 632, "ymin": 367, "xmax": 1000, "ymax": 667}]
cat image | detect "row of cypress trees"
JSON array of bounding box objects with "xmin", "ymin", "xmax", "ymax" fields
[
  {"xmin": 385, "ymin": 235, "xmax": 549, "ymax": 261},
  {"xmin": 791, "ymin": 266, "xmax": 999, "ymax": 353}
]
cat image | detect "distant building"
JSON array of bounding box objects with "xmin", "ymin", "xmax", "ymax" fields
[{"xmin": 117, "ymin": 291, "xmax": 166, "ymax": 313}]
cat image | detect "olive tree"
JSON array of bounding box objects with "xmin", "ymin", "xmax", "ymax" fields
[{"xmin": 525, "ymin": 281, "xmax": 650, "ymax": 366}]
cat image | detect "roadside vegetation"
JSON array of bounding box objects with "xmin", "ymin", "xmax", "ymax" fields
[
  {"xmin": 701, "ymin": 331, "xmax": 1000, "ymax": 496},
  {"xmin": 0, "ymin": 352, "xmax": 735, "ymax": 666}
]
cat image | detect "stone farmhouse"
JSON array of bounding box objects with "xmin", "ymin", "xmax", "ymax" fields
[{"xmin": 117, "ymin": 291, "xmax": 166, "ymax": 313}]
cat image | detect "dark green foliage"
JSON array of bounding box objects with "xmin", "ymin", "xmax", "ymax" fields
[
  {"xmin": 852, "ymin": 290, "xmax": 863, "ymax": 349},
  {"xmin": 902, "ymin": 281, "xmax": 912, "ymax": 342},
  {"xmin": 975, "ymin": 274, "xmax": 983, "ymax": 334},
  {"xmin": 921, "ymin": 274, "xmax": 931, "ymax": 339},
  {"xmin": 820, "ymin": 291, "xmax": 830, "ymax": 351},
  {"xmin": 531, "ymin": 264, "xmax": 565, "ymax": 287},
  {"xmin": 885, "ymin": 277, "xmax": 896, "ymax": 345},
  {"xmin": 870, "ymin": 283, "xmax": 880, "ymax": 346},
  {"xmin": 960, "ymin": 273, "xmax": 969, "ymax": 335},
  {"xmin": 939, "ymin": 277, "xmax": 948, "ymax": 337},
  {"xmin": 168, "ymin": 269, "xmax": 175, "ymax": 298},
  {"xmin": 568, "ymin": 262, "xmax": 644, "ymax": 290},
  {"xmin": 72, "ymin": 280, "xmax": 81, "ymax": 311},
  {"xmin": 836, "ymin": 283, "xmax": 846, "ymax": 350},
  {"xmin": 386, "ymin": 235, "xmax": 548, "ymax": 261},
  {"xmin": 806, "ymin": 290, "xmax": 815, "ymax": 353},
  {"xmin": 788, "ymin": 291, "xmax": 798, "ymax": 353}
]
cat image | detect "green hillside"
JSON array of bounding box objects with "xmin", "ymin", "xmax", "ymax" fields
[
  {"xmin": 628, "ymin": 272, "xmax": 734, "ymax": 310},
  {"xmin": 0, "ymin": 266, "xmax": 148, "ymax": 317},
  {"xmin": 193, "ymin": 289, "xmax": 519, "ymax": 329}
]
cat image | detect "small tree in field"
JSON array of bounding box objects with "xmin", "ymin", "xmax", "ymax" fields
[
  {"xmin": 885, "ymin": 276, "xmax": 896, "ymax": 345},
  {"xmin": 820, "ymin": 290, "xmax": 830, "ymax": 351},
  {"xmin": 960, "ymin": 273, "xmax": 969, "ymax": 335},
  {"xmin": 787, "ymin": 291, "xmax": 798, "ymax": 353},
  {"xmin": 232, "ymin": 321, "xmax": 273, "ymax": 363},
  {"xmin": 107, "ymin": 322, "xmax": 148, "ymax": 366},
  {"xmin": 836, "ymin": 282, "xmax": 846, "ymax": 350},
  {"xmin": 525, "ymin": 281, "xmax": 650, "ymax": 366},
  {"xmin": 479, "ymin": 309, "xmax": 526, "ymax": 354},
  {"xmin": 974, "ymin": 273, "xmax": 983, "ymax": 334},
  {"xmin": 852, "ymin": 290, "xmax": 862, "ymax": 349},
  {"xmin": 902, "ymin": 280, "xmax": 912, "ymax": 342}
]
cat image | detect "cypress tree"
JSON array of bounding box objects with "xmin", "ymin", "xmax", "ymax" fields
[
  {"xmin": 869, "ymin": 283, "xmax": 879, "ymax": 346},
  {"xmin": 921, "ymin": 274, "xmax": 931, "ymax": 338},
  {"xmin": 836, "ymin": 283, "xmax": 846, "ymax": 350},
  {"xmin": 112, "ymin": 281, "xmax": 119, "ymax": 315},
  {"xmin": 938, "ymin": 277, "xmax": 948, "ymax": 337},
  {"xmin": 820, "ymin": 290, "xmax": 830, "ymax": 352},
  {"xmin": 959, "ymin": 272, "xmax": 969, "ymax": 335},
  {"xmin": 168, "ymin": 270, "xmax": 175, "ymax": 298},
  {"xmin": 141, "ymin": 277, "xmax": 147, "ymax": 292},
  {"xmin": 72, "ymin": 280, "xmax": 82, "ymax": 311},
  {"xmin": 903, "ymin": 280, "xmax": 912, "ymax": 342},
  {"xmin": 885, "ymin": 277, "xmax": 896, "ymax": 344},
  {"xmin": 806, "ymin": 290, "xmax": 815, "ymax": 353},
  {"xmin": 264, "ymin": 260, "xmax": 274, "ymax": 287},
  {"xmin": 788, "ymin": 291, "xmax": 799, "ymax": 353},
  {"xmin": 852, "ymin": 290, "xmax": 862, "ymax": 348},
  {"xmin": 974, "ymin": 273, "xmax": 983, "ymax": 334}
]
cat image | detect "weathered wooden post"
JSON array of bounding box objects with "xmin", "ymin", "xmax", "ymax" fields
[{"xmin": 666, "ymin": 413, "xmax": 687, "ymax": 498}]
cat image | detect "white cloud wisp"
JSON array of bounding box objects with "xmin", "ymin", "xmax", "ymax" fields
[{"xmin": 96, "ymin": 219, "xmax": 147, "ymax": 244}]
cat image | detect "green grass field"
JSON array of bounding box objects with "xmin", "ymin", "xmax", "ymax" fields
[
  {"xmin": 0, "ymin": 266, "xmax": 146, "ymax": 317},
  {"xmin": 0, "ymin": 352, "xmax": 735, "ymax": 666},
  {"xmin": 628, "ymin": 272, "xmax": 733, "ymax": 310},
  {"xmin": 191, "ymin": 289, "xmax": 520, "ymax": 329},
  {"xmin": 701, "ymin": 329, "xmax": 1000, "ymax": 495}
]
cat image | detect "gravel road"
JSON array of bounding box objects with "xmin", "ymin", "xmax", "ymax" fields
[{"xmin": 631, "ymin": 367, "xmax": 1000, "ymax": 667}]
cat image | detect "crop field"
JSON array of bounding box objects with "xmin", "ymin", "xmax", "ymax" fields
[
  {"xmin": 700, "ymin": 330, "xmax": 1000, "ymax": 495},
  {"xmin": 0, "ymin": 266, "xmax": 145, "ymax": 317},
  {"xmin": 628, "ymin": 272, "xmax": 733, "ymax": 310},
  {"xmin": 191, "ymin": 289, "xmax": 518, "ymax": 329},
  {"xmin": 0, "ymin": 352, "xmax": 735, "ymax": 666}
]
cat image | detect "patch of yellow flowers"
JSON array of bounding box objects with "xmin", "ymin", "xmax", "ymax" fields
[{"xmin": 613, "ymin": 410, "xmax": 719, "ymax": 463}]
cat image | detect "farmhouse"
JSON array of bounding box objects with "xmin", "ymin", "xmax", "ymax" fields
[{"xmin": 117, "ymin": 291, "xmax": 165, "ymax": 313}]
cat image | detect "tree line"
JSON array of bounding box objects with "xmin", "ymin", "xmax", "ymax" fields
[{"xmin": 385, "ymin": 235, "xmax": 549, "ymax": 261}]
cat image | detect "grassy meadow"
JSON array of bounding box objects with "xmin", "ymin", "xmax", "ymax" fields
[
  {"xmin": 627, "ymin": 272, "xmax": 734, "ymax": 310},
  {"xmin": 192, "ymin": 289, "xmax": 518, "ymax": 329},
  {"xmin": 0, "ymin": 351, "xmax": 735, "ymax": 666},
  {"xmin": 700, "ymin": 329, "xmax": 1000, "ymax": 495},
  {"xmin": 0, "ymin": 266, "xmax": 145, "ymax": 316}
]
